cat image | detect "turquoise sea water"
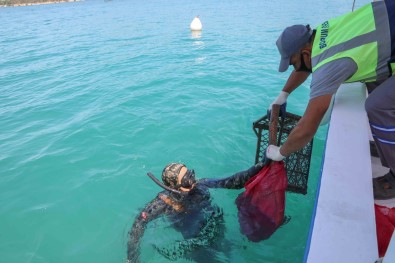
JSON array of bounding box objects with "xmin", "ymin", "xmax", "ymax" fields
[{"xmin": 0, "ymin": 0, "xmax": 370, "ymax": 262}]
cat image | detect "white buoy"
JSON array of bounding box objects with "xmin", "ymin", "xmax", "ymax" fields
[{"xmin": 190, "ymin": 16, "xmax": 202, "ymax": 31}]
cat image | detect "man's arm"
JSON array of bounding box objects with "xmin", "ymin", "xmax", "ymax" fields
[
  {"xmin": 126, "ymin": 195, "xmax": 168, "ymax": 263},
  {"xmin": 280, "ymin": 94, "xmax": 332, "ymax": 156},
  {"xmin": 273, "ymin": 59, "xmax": 356, "ymax": 158},
  {"xmin": 269, "ymin": 70, "xmax": 311, "ymax": 112},
  {"xmin": 282, "ymin": 70, "xmax": 311, "ymax": 94},
  {"xmin": 199, "ymin": 162, "xmax": 264, "ymax": 189}
]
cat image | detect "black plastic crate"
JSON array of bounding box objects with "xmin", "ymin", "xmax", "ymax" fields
[{"xmin": 253, "ymin": 112, "xmax": 313, "ymax": 195}]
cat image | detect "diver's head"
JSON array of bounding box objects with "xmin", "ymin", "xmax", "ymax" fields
[{"xmin": 162, "ymin": 163, "xmax": 196, "ymax": 191}]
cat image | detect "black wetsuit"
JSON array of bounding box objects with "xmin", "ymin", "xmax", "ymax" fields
[{"xmin": 126, "ymin": 162, "xmax": 264, "ymax": 263}]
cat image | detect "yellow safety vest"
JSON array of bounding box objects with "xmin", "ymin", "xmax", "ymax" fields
[{"xmin": 312, "ymin": 1, "xmax": 393, "ymax": 83}]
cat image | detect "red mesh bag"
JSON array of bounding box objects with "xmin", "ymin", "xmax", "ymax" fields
[
  {"xmin": 375, "ymin": 204, "xmax": 395, "ymax": 257},
  {"xmin": 235, "ymin": 161, "xmax": 288, "ymax": 242}
]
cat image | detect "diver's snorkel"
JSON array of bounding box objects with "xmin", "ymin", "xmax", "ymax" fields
[{"xmin": 147, "ymin": 172, "xmax": 184, "ymax": 195}]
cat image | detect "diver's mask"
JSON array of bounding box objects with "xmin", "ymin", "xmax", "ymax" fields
[
  {"xmin": 146, "ymin": 163, "xmax": 197, "ymax": 196},
  {"xmin": 147, "ymin": 172, "xmax": 185, "ymax": 196},
  {"xmin": 177, "ymin": 169, "xmax": 196, "ymax": 189}
]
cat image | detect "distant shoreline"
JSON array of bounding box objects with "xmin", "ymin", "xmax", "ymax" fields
[{"xmin": 0, "ymin": 0, "xmax": 81, "ymax": 7}]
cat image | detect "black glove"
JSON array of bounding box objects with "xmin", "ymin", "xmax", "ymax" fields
[{"xmin": 261, "ymin": 147, "xmax": 271, "ymax": 166}]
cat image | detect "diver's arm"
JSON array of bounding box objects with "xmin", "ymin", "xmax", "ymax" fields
[
  {"xmin": 156, "ymin": 206, "xmax": 224, "ymax": 260},
  {"xmin": 200, "ymin": 162, "xmax": 264, "ymax": 189},
  {"xmin": 126, "ymin": 195, "xmax": 168, "ymax": 263}
]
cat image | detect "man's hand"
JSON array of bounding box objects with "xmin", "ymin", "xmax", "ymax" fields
[
  {"xmin": 268, "ymin": 91, "xmax": 288, "ymax": 119},
  {"xmin": 266, "ymin": 145, "xmax": 286, "ymax": 162},
  {"xmin": 268, "ymin": 91, "xmax": 289, "ymax": 112}
]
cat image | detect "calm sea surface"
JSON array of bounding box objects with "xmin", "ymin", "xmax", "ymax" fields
[{"xmin": 0, "ymin": 0, "xmax": 370, "ymax": 262}]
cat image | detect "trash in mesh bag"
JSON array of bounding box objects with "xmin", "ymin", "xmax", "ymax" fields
[
  {"xmin": 375, "ymin": 204, "xmax": 395, "ymax": 257},
  {"xmin": 235, "ymin": 161, "xmax": 287, "ymax": 242}
]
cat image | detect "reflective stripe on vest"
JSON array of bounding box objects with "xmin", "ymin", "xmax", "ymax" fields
[{"xmin": 312, "ymin": 1, "xmax": 392, "ymax": 83}]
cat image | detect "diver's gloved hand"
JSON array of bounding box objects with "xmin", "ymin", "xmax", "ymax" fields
[
  {"xmin": 261, "ymin": 151, "xmax": 271, "ymax": 166},
  {"xmin": 256, "ymin": 160, "xmax": 266, "ymax": 168},
  {"xmin": 267, "ymin": 91, "xmax": 288, "ymax": 119},
  {"xmin": 265, "ymin": 145, "xmax": 286, "ymax": 162}
]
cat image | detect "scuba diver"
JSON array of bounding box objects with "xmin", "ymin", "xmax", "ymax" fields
[{"xmin": 126, "ymin": 161, "xmax": 265, "ymax": 263}]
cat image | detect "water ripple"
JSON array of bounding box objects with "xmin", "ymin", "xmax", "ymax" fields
[{"xmin": 0, "ymin": 0, "xmax": 360, "ymax": 262}]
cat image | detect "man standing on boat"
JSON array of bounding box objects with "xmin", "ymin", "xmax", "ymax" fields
[{"xmin": 266, "ymin": 0, "xmax": 395, "ymax": 199}]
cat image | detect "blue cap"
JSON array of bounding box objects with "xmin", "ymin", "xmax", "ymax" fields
[{"xmin": 276, "ymin": 25, "xmax": 312, "ymax": 72}]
